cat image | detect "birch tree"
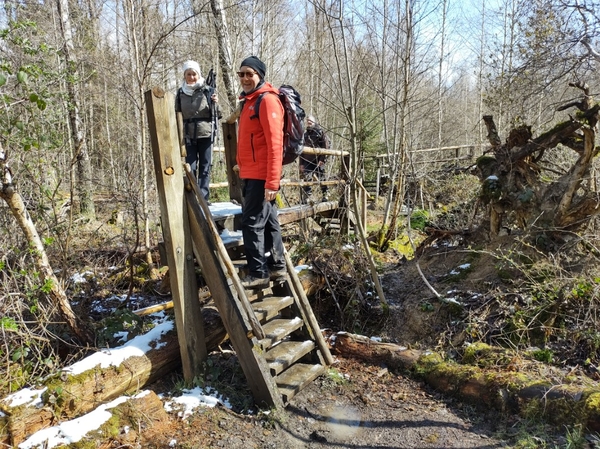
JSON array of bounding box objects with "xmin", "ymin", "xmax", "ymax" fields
[
  {"xmin": 56, "ymin": 0, "xmax": 96, "ymax": 219},
  {"xmin": 210, "ymin": 0, "xmax": 237, "ymax": 109}
]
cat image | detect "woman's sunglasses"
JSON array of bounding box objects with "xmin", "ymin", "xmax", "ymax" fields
[{"xmin": 237, "ymin": 71, "xmax": 257, "ymax": 79}]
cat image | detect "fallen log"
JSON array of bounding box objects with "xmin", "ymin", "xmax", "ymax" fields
[
  {"xmin": 0, "ymin": 306, "xmax": 226, "ymax": 447},
  {"xmin": 331, "ymin": 332, "xmax": 422, "ymax": 371},
  {"xmin": 0, "ymin": 268, "xmax": 326, "ymax": 447},
  {"xmin": 331, "ymin": 332, "xmax": 600, "ymax": 432}
]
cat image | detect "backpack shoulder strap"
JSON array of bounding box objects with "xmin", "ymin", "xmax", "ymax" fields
[
  {"xmin": 176, "ymin": 88, "xmax": 182, "ymax": 112},
  {"xmin": 250, "ymin": 92, "xmax": 270, "ymax": 120}
]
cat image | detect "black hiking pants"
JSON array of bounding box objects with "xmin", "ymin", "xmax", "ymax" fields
[
  {"xmin": 241, "ymin": 179, "xmax": 285, "ymax": 279},
  {"xmin": 185, "ymin": 137, "xmax": 212, "ymax": 201}
]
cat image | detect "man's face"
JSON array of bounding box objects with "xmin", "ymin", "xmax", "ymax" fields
[
  {"xmin": 238, "ymin": 66, "xmax": 260, "ymax": 94},
  {"xmin": 307, "ymin": 119, "xmax": 315, "ymax": 128}
]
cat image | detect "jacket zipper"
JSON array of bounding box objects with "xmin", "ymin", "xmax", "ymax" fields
[{"xmin": 251, "ymin": 133, "xmax": 256, "ymax": 162}]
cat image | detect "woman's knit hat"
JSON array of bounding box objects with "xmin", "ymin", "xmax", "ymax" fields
[
  {"xmin": 240, "ymin": 56, "xmax": 266, "ymax": 79},
  {"xmin": 182, "ymin": 60, "xmax": 202, "ymax": 77}
]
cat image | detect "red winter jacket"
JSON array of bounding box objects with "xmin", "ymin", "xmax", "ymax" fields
[{"xmin": 236, "ymin": 82, "xmax": 284, "ymax": 191}]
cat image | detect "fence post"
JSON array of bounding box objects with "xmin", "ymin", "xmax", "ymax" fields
[{"xmin": 145, "ymin": 87, "xmax": 207, "ymax": 381}]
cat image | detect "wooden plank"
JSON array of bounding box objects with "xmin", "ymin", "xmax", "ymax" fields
[
  {"xmin": 301, "ymin": 147, "xmax": 350, "ymax": 157},
  {"xmin": 252, "ymin": 296, "xmax": 294, "ymax": 322},
  {"xmin": 265, "ymin": 340, "xmax": 316, "ymax": 376},
  {"xmin": 211, "ymin": 200, "xmax": 340, "ymax": 230},
  {"xmin": 258, "ymin": 317, "xmax": 304, "ymax": 349},
  {"xmin": 145, "ymin": 87, "xmax": 207, "ymax": 381},
  {"xmin": 275, "ymin": 363, "xmax": 325, "ymax": 403},
  {"xmin": 277, "ymin": 201, "xmax": 338, "ymax": 225},
  {"xmin": 284, "ymin": 252, "xmax": 334, "ymax": 365}
]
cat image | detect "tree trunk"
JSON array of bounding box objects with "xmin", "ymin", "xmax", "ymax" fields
[
  {"xmin": 1, "ymin": 306, "xmax": 227, "ymax": 447},
  {"xmin": 56, "ymin": 0, "xmax": 96, "ymax": 219},
  {"xmin": 0, "ymin": 144, "xmax": 91, "ymax": 344},
  {"xmin": 209, "ymin": 0, "xmax": 237, "ymax": 111}
]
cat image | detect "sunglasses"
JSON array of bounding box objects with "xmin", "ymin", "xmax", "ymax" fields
[{"xmin": 237, "ymin": 71, "xmax": 257, "ymax": 79}]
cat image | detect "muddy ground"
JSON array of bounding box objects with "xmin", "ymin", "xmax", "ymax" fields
[{"xmin": 130, "ymin": 356, "xmax": 504, "ymax": 449}]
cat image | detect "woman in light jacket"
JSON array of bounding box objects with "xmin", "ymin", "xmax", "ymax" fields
[{"xmin": 175, "ymin": 60, "xmax": 221, "ymax": 202}]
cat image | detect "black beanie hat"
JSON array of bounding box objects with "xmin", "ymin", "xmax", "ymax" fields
[{"xmin": 240, "ymin": 56, "xmax": 266, "ymax": 79}]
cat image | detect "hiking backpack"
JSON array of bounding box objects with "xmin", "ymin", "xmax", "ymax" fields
[{"xmin": 250, "ymin": 85, "xmax": 306, "ymax": 165}]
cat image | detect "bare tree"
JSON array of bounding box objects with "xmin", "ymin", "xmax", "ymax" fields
[
  {"xmin": 1, "ymin": 142, "xmax": 92, "ymax": 344},
  {"xmin": 56, "ymin": 0, "xmax": 96, "ymax": 219},
  {"xmin": 319, "ymin": 0, "xmax": 388, "ymax": 307},
  {"xmin": 210, "ymin": 0, "xmax": 237, "ymax": 110}
]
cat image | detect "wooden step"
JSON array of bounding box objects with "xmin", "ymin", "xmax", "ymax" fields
[
  {"xmin": 258, "ymin": 317, "xmax": 304, "ymax": 350},
  {"xmin": 275, "ymin": 363, "xmax": 326, "ymax": 403},
  {"xmin": 252, "ymin": 296, "xmax": 294, "ymax": 322},
  {"xmin": 265, "ymin": 340, "xmax": 316, "ymax": 376}
]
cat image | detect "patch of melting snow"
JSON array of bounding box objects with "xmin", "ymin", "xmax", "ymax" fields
[
  {"xmin": 18, "ymin": 384, "xmax": 234, "ymax": 448},
  {"xmin": 3, "ymin": 387, "xmax": 46, "ymax": 408},
  {"xmin": 70, "ymin": 271, "xmax": 93, "ymax": 284},
  {"xmin": 163, "ymin": 386, "xmax": 231, "ymax": 419},
  {"xmin": 18, "ymin": 391, "xmax": 150, "ymax": 449},
  {"xmin": 63, "ymin": 312, "xmax": 174, "ymax": 376},
  {"xmin": 449, "ymin": 263, "xmax": 471, "ymax": 276}
]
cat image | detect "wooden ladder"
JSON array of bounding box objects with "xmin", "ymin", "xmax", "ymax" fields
[{"xmin": 183, "ymin": 166, "xmax": 333, "ymax": 409}]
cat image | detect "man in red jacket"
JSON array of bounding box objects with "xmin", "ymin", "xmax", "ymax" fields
[{"xmin": 236, "ymin": 56, "xmax": 287, "ymax": 289}]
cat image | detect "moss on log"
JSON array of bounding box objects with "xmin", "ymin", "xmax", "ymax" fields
[{"xmin": 331, "ymin": 332, "xmax": 600, "ymax": 432}]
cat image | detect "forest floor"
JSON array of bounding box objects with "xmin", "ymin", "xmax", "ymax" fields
[
  {"xmin": 9, "ymin": 219, "xmax": 600, "ymax": 448},
  {"xmin": 94, "ymin": 237, "xmax": 591, "ymax": 449}
]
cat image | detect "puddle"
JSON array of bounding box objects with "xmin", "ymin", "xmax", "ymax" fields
[{"xmin": 322, "ymin": 405, "xmax": 364, "ymax": 439}]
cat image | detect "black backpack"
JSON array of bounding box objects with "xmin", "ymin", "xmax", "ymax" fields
[{"xmin": 249, "ymin": 85, "xmax": 306, "ymax": 165}]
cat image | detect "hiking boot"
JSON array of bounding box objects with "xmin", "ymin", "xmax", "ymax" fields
[
  {"xmin": 269, "ymin": 269, "xmax": 288, "ymax": 283},
  {"xmin": 240, "ymin": 275, "xmax": 269, "ymax": 289}
]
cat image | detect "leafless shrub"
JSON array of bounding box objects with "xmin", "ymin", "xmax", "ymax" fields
[
  {"xmin": 437, "ymin": 233, "xmax": 600, "ymax": 377},
  {"xmin": 293, "ymin": 232, "xmax": 385, "ymax": 334},
  {"xmin": 0, "ymin": 249, "xmax": 88, "ymax": 396}
]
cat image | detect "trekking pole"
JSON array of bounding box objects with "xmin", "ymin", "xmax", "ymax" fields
[{"xmin": 207, "ymin": 68, "xmax": 219, "ymax": 149}]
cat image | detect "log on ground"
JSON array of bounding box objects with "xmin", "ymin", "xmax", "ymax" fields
[
  {"xmin": 330, "ymin": 331, "xmax": 600, "ymax": 432},
  {"xmin": 1, "ymin": 306, "xmax": 226, "ymax": 447}
]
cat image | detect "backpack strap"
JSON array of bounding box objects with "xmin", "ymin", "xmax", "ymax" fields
[
  {"xmin": 250, "ymin": 92, "xmax": 269, "ymax": 120},
  {"xmin": 176, "ymin": 88, "xmax": 182, "ymax": 112}
]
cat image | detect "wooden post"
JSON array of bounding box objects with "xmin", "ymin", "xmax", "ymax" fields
[
  {"xmin": 222, "ymin": 121, "xmax": 243, "ymax": 204},
  {"xmin": 145, "ymin": 87, "xmax": 207, "ymax": 382},
  {"xmin": 375, "ymin": 166, "xmax": 381, "ymax": 204}
]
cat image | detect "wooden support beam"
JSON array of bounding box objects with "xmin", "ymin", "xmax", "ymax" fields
[
  {"xmin": 284, "ymin": 252, "xmax": 334, "ymax": 365},
  {"xmin": 222, "ymin": 121, "xmax": 243, "ymax": 204},
  {"xmin": 145, "ymin": 87, "xmax": 207, "ymax": 382},
  {"xmin": 277, "ymin": 201, "xmax": 339, "ymax": 225},
  {"xmin": 300, "ymin": 147, "xmax": 350, "ymax": 157},
  {"xmin": 183, "ymin": 167, "xmax": 283, "ymax": 410}
]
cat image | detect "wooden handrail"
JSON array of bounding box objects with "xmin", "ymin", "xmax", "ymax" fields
[{"xmin": 284, "ymin": 251, "xmax": 334, "ymax": 365}]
